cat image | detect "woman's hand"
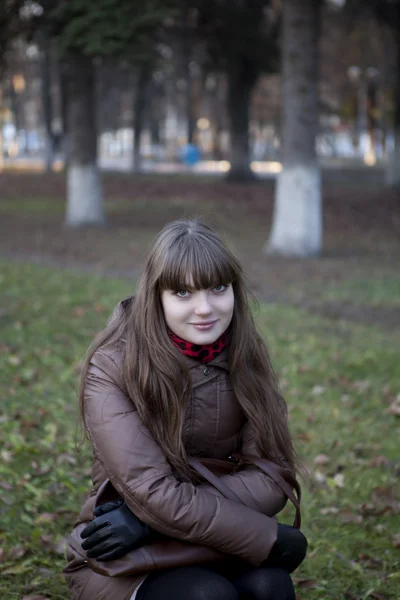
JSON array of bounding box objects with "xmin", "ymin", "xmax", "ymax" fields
[
  {"xmin": 264, "ymin": 523, "xmax": 308, "ymax": 573},
  {"xmin": 80, "ymin": 499, "xmax": 151, "ymax": 561}
]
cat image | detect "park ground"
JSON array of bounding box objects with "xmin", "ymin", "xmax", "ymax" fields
[{"xmin": 0, "ymin": 169, "xmax": 399, "ymax": 599}]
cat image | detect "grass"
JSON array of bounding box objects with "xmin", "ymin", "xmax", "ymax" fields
[
  {"xmin": 305, "ymin": 277, "xmax": 400, "ymax": 309},
  {"xmin": 0, "ymin": 261, "xmax": 399, "ymax": 599}
]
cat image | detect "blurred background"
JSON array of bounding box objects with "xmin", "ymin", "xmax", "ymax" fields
[
  {"xmin": 0, "ymin": 2, "xmax": 400, "ymax": 600},
  {"xmin": 0, "ymin": 0, "xmax": 399, "ymax": 177}
]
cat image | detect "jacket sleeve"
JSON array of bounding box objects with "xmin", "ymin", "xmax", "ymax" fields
[
  {"xmin": 83, "ymin": 349, "xmax": 278, "ymax": 566},
  {"xmin": 196, "ymin": 422, "xmax": 288, "ymax": 516}
]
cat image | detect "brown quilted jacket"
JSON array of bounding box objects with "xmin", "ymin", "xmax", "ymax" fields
[{"xmin": 63, "ymin": 339, "xmax": 287, "ymax": 599}]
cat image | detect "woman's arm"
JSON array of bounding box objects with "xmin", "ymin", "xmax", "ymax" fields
[
  {"xmin": 83, "ymin": 349, "xmax": 278, "ymax": 566},
  {"xmin": 196, "ymin": 422, "xmax": 288, "ymax": 516}
]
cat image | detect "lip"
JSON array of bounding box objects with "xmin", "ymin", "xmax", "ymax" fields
[{"xmin": 190, "ymin": 320, "xmax": 218, "ymax": 329}]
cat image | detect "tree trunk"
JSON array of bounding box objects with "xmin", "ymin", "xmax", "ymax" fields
[
  {"xmin": 65, "ymin": 55, "xmax": 105, "ymax": 227},
  {"xmin": 185, "ymin": 65, "xmax": 196, "ymax": 144},
  {"xmin": 267, "ymin": 0, "xmax": 322, "ymax": 257},
  {"xmin": 226, "ymin": 65, "xmax": 257, "ymax": 182},
  {"xmin": 58, "ymin": 60, "xmax": 70, "ymax": 165},
  {"xmin": 39, "ymin": 30, "xmax": 55, "ymax": 172},
  {"xmin": 132, "ymin": 65, "xmax": 150, "ymax": 173},
  {"xmin": 385, "ymin": 25, "xmax": 400, "ymax": 188}
]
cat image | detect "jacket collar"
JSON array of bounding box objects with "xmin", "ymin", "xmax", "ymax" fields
[{"xmin": 183, "ymin": 346, "xmax": 230, "ymax": 371}]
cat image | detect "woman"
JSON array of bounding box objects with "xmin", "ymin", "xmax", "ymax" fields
[{"xmin": 63, "ymin": 219, "xmax": 307, "ymax": 599}]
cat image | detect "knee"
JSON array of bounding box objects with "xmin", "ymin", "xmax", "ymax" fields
[
  {"xmin": 176, "ymin": 567, "xmax": 238, "ymax": 600},
  {"xmin": 200, "ymin": 578, "xmax": 238, "ymax": 600},
  {"xmin": 264, "ymin": 568, "xmax": 296, "ymax": 600},
  {"xmin": 235, "ymin": 566, "xmax": 295, "ymax": 600},
  {"xmin": 269, "ymin": 525, "xmax": 308, "ymax": 573}
]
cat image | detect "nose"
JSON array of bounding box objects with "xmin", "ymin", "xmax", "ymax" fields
[{"xmin": 194, "ymin": 292, "xmax": 212, "ymax": 316}]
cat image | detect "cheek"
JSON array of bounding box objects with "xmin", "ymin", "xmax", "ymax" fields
[
  {"xmin": 162, "ymin": 298, "xmax": 189, "ymax": 324},
  {"xmin": 223, "ymin": 290, "xmax": 235, "ymax": 315}
]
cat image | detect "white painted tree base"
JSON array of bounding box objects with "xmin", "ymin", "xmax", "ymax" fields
[
  {"xmin": 266, "ymin": 164, "xmax": 322, "ymax": 257},
  {"xmin": 65, "ymin": 164, "xmax": 105, "ymax": 227}
]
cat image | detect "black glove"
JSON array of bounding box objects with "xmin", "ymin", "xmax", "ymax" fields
[
  {"xmin": 80, "ymin": 499, "xmax": 151, "ymax": 561},
  {"xmin": 264, "ymin": 523, "xmax": 308, "ymax": 573}
]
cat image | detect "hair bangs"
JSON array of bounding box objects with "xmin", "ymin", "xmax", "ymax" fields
[{"xmin": 158, "ymin": 235, "xmax": 239, "ymax": 292}]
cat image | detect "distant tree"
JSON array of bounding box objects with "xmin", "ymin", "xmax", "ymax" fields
[
  {"xmin": 267, "ymin": 0, "xmax": 322, "ymax": 257},
  {"xmin": 8, "ymin": 0, "xmax": 175, "ymax": 226},
  {"xmin": 376, "ymin": 0, "xmax": 400, "ymax": 188},
  {"xmin": 54, "ymin": 1, "xmax": 177, "ymax": 226},
  {"xmin": 345, "ymin": 0, "xmax": 400, "ymax": 187},
  {"xmin": 0, "ymin": 1, "xmax": 25, "ymax": 70},
  {"xmin": 193, "ymin": 0, "xmax": 280, "ymax": 181}
]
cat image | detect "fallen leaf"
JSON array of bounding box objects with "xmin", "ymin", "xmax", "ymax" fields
[
  {"xmin": 0, "ymin": 450, "xmax": 13, "ymax": 463},
  {"xmin": 40, "ymin": 534, "xmax": 54, "ymax": 545},
  {"xmin": 21, "ymin": 596, "xmax": 51, "ymax": 600},
  {"xmin": 0, "ymin": 481, "xmax": 13, "ymax": 491},
  {"xmin": 6, "ymin": 546, "xmax": 27, "ymax": 560},
  {"xmin": 38, "ymin": 567, "xmax": 53, "ymax": 577},
  {"xmin": 313, "ymin": 471, "xmax": 326, "ymax": 483},
  {"xmin": 339, "ymin": 510, "xmax": 363, "ymax": 524},
  {"xmin": 56, "ymin": 453, "xmax": 77, "ymax": 465},
  {"xmin": 311, "ymin": 385, "xmax": 325, "ymax": 395},
  {"xmin": 8, "ymin": 354, "xmax": 21, "ymax": 366},
  {"xmin": 386, "ymin": 396, "xmax": 400, "ymax": 417},
  {"xmin": 314, "ymin": 454, "xmax": 330, "ymax": 465},
  {"xmin": 320, "ymin": 506, "xmax": 339, "ymax": 515},
  {"xmin": 373, "ymin": 485, "xmax": 398, "ymax": 501},
  {"xmin": 392, "ymin": 533, "xmax": 400, "ymax": 548},
  {"xmin": 0, "ymin": 562, "xmax": 31, "ymax": 575},
  {"xmin": 352, "ymin": 379, "xmax": 371, "ymax": 392},
  {"xmin": 296, "ymin": 432, "xmax": 313, "ymax": 442},
  {"xmin": 369, "ymin": 456, "xmax": 391, "ymax": 468},
  {"xmin": 357, "ymin": 553, "xmax": 383, "ymax": 568},
  {"xmin": 293, "ymin": 578, "xmax": 318, "ymax": 589},
  {"xmin": 35, "ymin": 512, "xmax": 57, "ymax": 524},
  {"xmin": 52, "ymin": 536, "xmax": 68, "ymax": 556},
  {"xmin": 333, "ymin": 473, "xmax": 345, "ymax": 488}
]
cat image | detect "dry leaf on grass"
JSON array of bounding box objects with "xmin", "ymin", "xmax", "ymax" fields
[
  {"xmin": 314, "ymin": 454, "xmax": 330, "ymax": 465},
  {"xmin": 357, "ymin": 553, "xmax": 383, "ymax": 568},
  {"xmin": 5, "ymin": 546, "xmax": 28, "ymax": 560},
  {"xmin": 293, "ymin": 578, "xmax": 318, "ymax": 589},
  {"xmin": 53, "ymin": 536, "xmax": 68, "ymax": 555},
  {"xmin": 34, "ymin": 512, "xmax": 58, "ymax": 524},
  {"xmin": 368, "ymin": 456, "xmax": 391, "ymax": 468},
  {"xmin": 391, "ymin": 533, "xmax": 400, "ymax": 548},
  {"xmin": 339, "ymin": 510, "xmax": 363, "ymax": 524},
  {"xmin": 21, "ymin": 596, "xmax": 51, "ymax": 600},
  {"xmin": 320, "ymin": 506, "xmax": 339, "ymax": 515},
  {"xmin": 0, "ymin": 481, "xmax": 13, "ymax": 491},
  {"xmin": 333, "ymin": 473, "xmax": 345, "ymax": 488}
]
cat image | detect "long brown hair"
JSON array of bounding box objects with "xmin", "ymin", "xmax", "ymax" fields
[{"xmin": 79, "ymin": 218, "xmax": 297, "ymax": 480}]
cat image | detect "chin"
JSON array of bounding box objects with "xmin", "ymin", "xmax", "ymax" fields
[{"xmin": 188, "ymin": 331, "xmax": 221, "ymax": 345}]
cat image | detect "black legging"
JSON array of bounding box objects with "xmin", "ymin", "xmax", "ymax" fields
[
  {"xmin": 136, "ymin": 564, "xmax": 295, "ymax": 600},
  {"xmin": 136, "ymin": 524, "xmax": 306, "ymax": 599}
]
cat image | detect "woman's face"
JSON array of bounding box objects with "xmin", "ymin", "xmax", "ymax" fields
[{"xmin": 161, "ymin": 280, "xmax": 234, "ymax": 345}]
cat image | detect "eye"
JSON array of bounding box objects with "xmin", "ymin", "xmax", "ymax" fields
[
  {"xmin": 213, "ymin": 284, "xmax": 227, "ymax": 293},
  {"xmin": 175, "ymin": 290, "xmax": 190, "ymax": 298}
]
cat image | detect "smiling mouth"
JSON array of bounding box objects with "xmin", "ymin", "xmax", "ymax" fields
[{"xmin": 191, "ymin": 320, "xmax": 217, "ymax": 326}]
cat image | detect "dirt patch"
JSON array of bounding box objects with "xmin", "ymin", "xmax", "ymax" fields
[{"xmin": 1, "ymin": 170, "xmax": 400, "ymax": 329}]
